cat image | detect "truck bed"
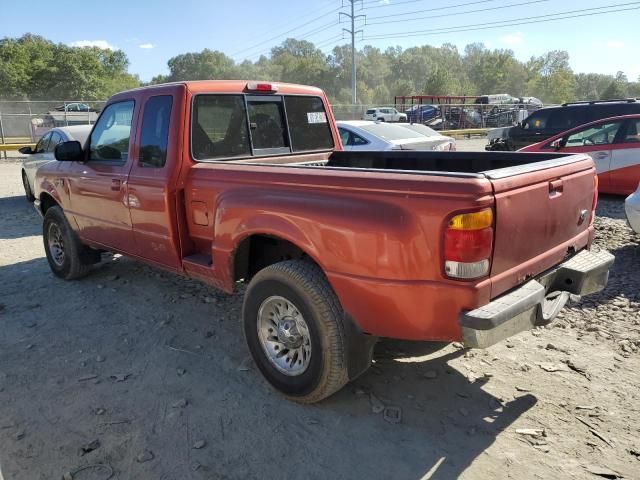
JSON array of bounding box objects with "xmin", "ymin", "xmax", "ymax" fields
[{"xmin": 326, "ymin": 150, "xmax": 575, "ymax": 178}]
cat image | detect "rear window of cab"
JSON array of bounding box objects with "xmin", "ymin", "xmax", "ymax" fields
[{"xmin": 191, "ymin": 94, "xmax": 334, "ymax": 161}]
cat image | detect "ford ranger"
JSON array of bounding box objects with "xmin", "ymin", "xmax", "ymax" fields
[{"xmin": 34, "ymin": 81, "xmax": 614, "ymax": 403}]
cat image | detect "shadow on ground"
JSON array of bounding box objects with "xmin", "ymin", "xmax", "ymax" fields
[{"xmin": 0, "ymin": 253, "xmax": 536, "ymax": 479}]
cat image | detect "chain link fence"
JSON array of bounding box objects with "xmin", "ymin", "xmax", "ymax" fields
[
  {"xmin": 1, "ymin": 99, "xmax": 544, "ymax": 146},
  {"xmin": 331, "ymin": 103, "xmax": 543, "ymax": 130},
  {"xmin": 0, "ymin": 101, "xmax": 106, "ymax": 145}
]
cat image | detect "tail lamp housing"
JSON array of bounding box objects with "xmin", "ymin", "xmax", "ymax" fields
[{"xmin": 444, "ymin": 208, "xmax": 494, "ymax": 279}]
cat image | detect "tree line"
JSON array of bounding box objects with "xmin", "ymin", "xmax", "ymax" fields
[{"xmin": 2, "ymin": 34, "xmax": 639, "ymax": 105}]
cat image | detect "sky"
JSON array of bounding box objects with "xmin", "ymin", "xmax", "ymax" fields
[{"xmin": 2, "ymin": 0, "xmax": 639, "ymax": 84}]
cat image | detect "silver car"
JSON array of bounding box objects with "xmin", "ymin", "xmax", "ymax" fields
[
  {"xmin": 20, "ymin": 126, "xmax": 91, "ymax": 201},
  {"xmin": 626, "ymin": 182, "xmax": 640, "ymax": 234},
  {"xmin": 337, "ymin": 120, "xmax": 455, "ymax": 151}
]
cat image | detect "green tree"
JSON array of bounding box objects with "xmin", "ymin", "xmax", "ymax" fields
[{"xmin": 0, "ymin": 34, "xmax": 139, "ymax": 100}]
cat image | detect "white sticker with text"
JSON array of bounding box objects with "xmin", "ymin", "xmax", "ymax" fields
[{"xmin": 307, "ymin": 112, "xmax": 327, "ymax": 124}]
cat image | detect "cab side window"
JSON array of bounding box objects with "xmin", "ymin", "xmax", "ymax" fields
[
  {"xmin": 89, "ymin": 100, "xmax": 134, "ymax": 164},
  {"xmin": 35, "ymin": 132, "xmax": 52, "ymax": 153},
  {"xmin": 139, "ymin": 96, "xmax": 173, "ymax": 168}
]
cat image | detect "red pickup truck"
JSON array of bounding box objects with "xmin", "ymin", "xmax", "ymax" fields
[{"xmin": 34, "ymin": 81, "xmax": 614, "ymax": 403}]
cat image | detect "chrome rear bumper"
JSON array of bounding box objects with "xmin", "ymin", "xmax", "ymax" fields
[{"xmin": 460, "ymin": 248, "xmax": 614, "ymax": 348}]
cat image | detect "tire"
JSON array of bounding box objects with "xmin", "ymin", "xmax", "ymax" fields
[
  {"xmin": 243, "ymin": 260, "xmax": 349, "ymax": 403},
  {"xmin": 378, "ymin": 117, "xmax": 385, "ymax": 122},
  {"xmin": 43, "ymin": 206, "xmax": 93, "ymax": 280},
  {"xmin": 22, "ymin": 171, "xmax": 35, "ymax": 202}
]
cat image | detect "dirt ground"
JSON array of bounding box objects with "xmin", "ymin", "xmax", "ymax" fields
[{"xmin": 0, "ymin": 147, "xmax": 639, "ymax": 480}]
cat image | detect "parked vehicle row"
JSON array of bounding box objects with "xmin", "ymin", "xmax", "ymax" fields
[{"xmin": 21, "ymin": 81, "xmax": 614, "ymax": 403}]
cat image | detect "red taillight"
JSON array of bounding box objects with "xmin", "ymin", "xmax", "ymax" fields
[
  {"xmin": 444, "ymin": 209, "xmax": 494, "ymax": 279},
  {"xmin": 590, "ymin": 175, "xmax": 598, "ymax": 224},
  {"xmin": 246, "ymin": 82, "xmax": 278, "ymax": 92},
  {"xmin": 444, "ymin": 228, "xmax": 493, "ymax": 262}
]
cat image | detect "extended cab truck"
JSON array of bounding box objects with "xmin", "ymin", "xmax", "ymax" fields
[{"xmin": 34, "ymin": 81, "xmax": 614, "ymax": 403}]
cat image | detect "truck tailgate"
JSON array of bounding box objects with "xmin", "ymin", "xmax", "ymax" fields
[{"xmin": 488, "ymin": 156, "xmax": 596, "ymax": 298}]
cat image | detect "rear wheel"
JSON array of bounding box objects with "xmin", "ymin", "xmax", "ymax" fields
[
  {"xmin": 243, "ymin": 260, "xmax": 349, "ymax": 403},
  {"xmin": 43, "ymin": 206, "xmax": 94, "ymax": 280},
  {"xmin": 22, "ymin": 171, "xmax": 35, "ymax": 202}
]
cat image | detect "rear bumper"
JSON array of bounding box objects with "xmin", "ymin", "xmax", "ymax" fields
[{"xmin": 460, "ymin": 248, "xmax": 614, "ymax": 348}]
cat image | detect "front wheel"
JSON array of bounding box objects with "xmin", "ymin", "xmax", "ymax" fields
[
  {"xmin": 43, "ymin": 206, "xmax": 93, "ymax": 280},
  {"xmin": 243, "ymin": 260, "xmax": 349, "ymax": 403}
]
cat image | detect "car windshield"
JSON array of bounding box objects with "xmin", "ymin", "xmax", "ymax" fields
[
  {"xmin": 397, "ymin": 123, "xmax": 439, "ymax": 137},
  {"xmin": 366, "ymin": 109, "xmax": 376, "ymax": 114},
  {"xmin": 358, "ymin": 123, "xmax": 423, "ymax": 141}
]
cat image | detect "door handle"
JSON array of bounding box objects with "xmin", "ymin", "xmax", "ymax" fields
[
  {"xmin": 594, "ymin": 152, "xmax": 609, "ymax": 159},
  {"xmin": 549, "ymin": 179, "xmax": 563, "ymax": 195},
  {"xmin": 111, "ymin": 179, "xmax": 121, "ymax": 191}
]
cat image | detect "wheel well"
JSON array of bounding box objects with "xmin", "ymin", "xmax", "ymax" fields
[
  {"xmin": 233, "ymin": 235, "xmax": 310, "ymax": 283},
  {"xmin": 40, "ymin": 193, "xmax": 58, "ymax": 214}
]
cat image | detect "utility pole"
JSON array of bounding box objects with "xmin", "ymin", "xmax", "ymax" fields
[{"xmin": 340, "ymin": 0, "xmax": 365, "ymax": 116}]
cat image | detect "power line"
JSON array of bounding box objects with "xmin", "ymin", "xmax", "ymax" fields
[
  {"xmin": 367, "ymin": 0, "xmax": 549, "ymax": 24},
  {"xmin": 242, "ymin": 20, "xmax": 341, "ymax": 60},
  {"xmin": 362, "ymin": 0, "xmax": 496, "ymax": 9},
  {"xmin": 362, "ymin": 2, "xmax": 640, "ymax": 40},
  {"xmin": 366, "ymin": 0, "xmax": 498, "ymax": 16},
  {"xmin": 230, "ymin": 2, "xmax": 341, "ymax": 58}
]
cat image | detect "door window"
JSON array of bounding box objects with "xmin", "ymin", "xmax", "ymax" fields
[
  {"xmin": 565, "ymin": 121, "xmax": 623, "ymax": 147},
  {"xmin": 46, "ymin": 131, "xmax": 63, "ymax": 153},
  {"xmin": 620, "ymin": 120, "xmax": 640, "ymax": 144},
  {"xmin": 139, "ymin": 95, "xmax": 173, "ymax": 168},
  {"xmin": 89, "ymin": 100, "xmax": 134, "ymax": 164},
  {"xmin": 339, "ymin": 128, "xmax": 350, "ymax": 145},
  {"xmin": 35, "ymin": 132, "xmax": 52, "ymax": 153}
]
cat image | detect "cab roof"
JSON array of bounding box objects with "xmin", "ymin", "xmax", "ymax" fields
[{"xmin": 109, "ymin": 80, "xmax": 325, "ymax": 101}]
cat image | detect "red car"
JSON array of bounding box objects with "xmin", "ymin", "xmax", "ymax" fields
[{"xmin": 520, "ymin": 114, "xmax": 640, "ymax": 195}]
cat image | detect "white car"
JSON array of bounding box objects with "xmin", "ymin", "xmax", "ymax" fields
[
  {"xmin": 626, "ymin": 183, "xmax": 640, "ymax": 234},
  {"xmin": 20, "ymin": 125, "xmax": 92, "ymax": 201},
  {"xmin": 363, "ymin": 107, "xmax": 407, "ymax": 123},
  {"xmin": 337, "ymin": 120, "xmax": 455, "ymax": 151}
]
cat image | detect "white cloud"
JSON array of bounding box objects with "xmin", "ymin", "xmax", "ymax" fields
[
  {"xmin": 379, "ymin": 0, "xmax": 390, "ymax": 4},
  {"xmin": 139, "ymin": 43, "xmax": 154, "ymax": 49},
  {"xmin": 500, "ymin": 32, "xmax": 523, "ymax": 46},
  {"xmin": 70, "ymin": 40, "xmax": 115, "ymax": 50},
  {"xmin": 606, "ymin": 40, "xmax": 625, "ymax": 49}
]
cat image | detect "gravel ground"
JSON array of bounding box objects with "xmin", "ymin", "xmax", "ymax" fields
[{"xmin": 0, "ymin": 155, "xmax": 639, "ymax": 480}]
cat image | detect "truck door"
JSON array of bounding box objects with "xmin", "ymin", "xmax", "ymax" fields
[
  {"xmin": 66, "ymin": 100, "xmax": 137, "ymax": 253},
  {"xmin": 126, "ymin": 91, "xmax": 183, "ymax": 269}
]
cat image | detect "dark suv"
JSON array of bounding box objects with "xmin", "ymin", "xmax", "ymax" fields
[{"xmin": 486, "ymin": 99, "xmax": 640, "ymax": 151}]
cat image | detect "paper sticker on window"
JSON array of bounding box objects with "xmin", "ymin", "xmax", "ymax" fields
[{"xmin": 307, "ymin": 112, "xmax": 327, "ymax": 124}]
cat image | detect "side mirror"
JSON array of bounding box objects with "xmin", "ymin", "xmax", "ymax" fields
[
  {"xmin": 54, "ymin": 141, "xmax": 83, "ymax": 161},
  {"xmin": 18, "ymin": 146, "xmax": 34, "ymax": 155},
  {"xmin": 550, "ymin": 138, "xmax": 563, "ymax": 151}
]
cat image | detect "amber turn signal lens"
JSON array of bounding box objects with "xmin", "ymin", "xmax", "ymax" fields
[{"xmin": 448, "ymin": 209, "xmax": 493, "ymax": 231}]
